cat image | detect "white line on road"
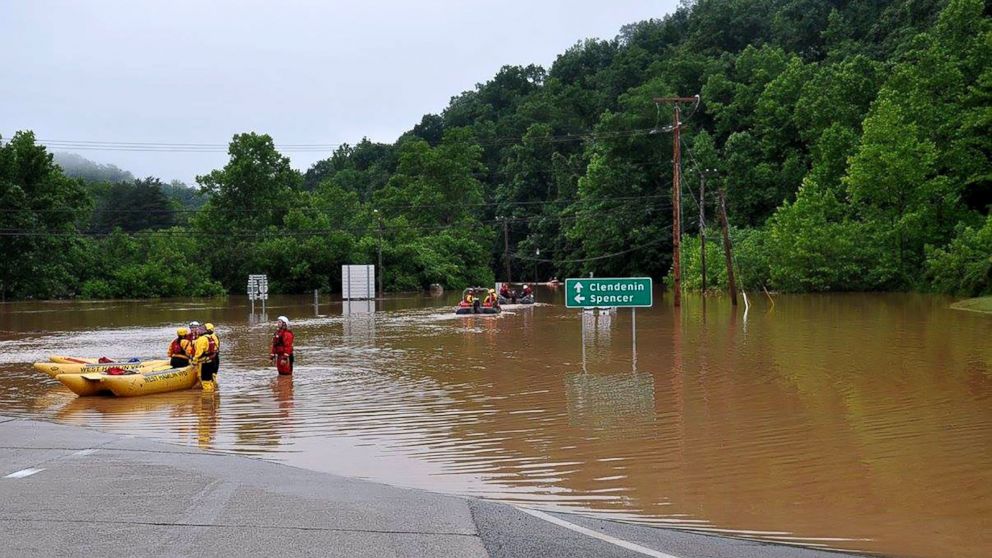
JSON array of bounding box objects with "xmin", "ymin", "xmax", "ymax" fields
[
  {"xmin": 5, "ymin": 468, "xmax": 45, "ymax": 479},
  {"xmin": 518, "ymin": 507, "xmax": 681, "ymax": 558}
]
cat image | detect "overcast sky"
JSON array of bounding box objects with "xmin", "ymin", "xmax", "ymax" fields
[{"xmin": 1, "ymin": 1, "xmax": 678, "ymax": 184}]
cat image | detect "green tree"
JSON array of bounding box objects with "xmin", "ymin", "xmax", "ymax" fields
[
  {"xmin": 80, "ymin": 229, "xmax": 225, "ymax": 299},
  {"xmin": 844, "ymin": 96, "xmax": 956, "ymax": 285},
  {"xmin": 196, "ymin": 132, "xmax": 302, "ymax": 232},
  {"xmin": 372, "ymin": 129, "xmax": 494, "ymax": 290},
  {"xmin": 91, "ymin": 177, "xmax": 177, "ymax": 233},
  {"xmin": 926, "ymin": 215, "xmax": 992, "ymax": 296},
  {"xmin": 193, "ymin": 133, "xmax": 303, "ymax": 291},
  {"xmin": 0, "ymin": 132, "xmax": 90, "ymax": 298}
]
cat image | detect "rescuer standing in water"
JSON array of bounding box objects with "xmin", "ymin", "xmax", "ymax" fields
[{"xmin": 270, "ymin": 316, "xmax": 294, "ymax": 375}]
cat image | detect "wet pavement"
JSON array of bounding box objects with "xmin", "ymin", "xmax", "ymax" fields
[{"xmin": 0, "ymin": 416, "xmax": 870, "ymax": 558}]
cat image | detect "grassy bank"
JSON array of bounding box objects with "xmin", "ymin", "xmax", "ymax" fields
[{"xmin": 950, "ymin": 296, "xmax": 992, "ymax": 314}]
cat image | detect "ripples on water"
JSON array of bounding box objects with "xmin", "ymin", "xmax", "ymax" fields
[{"xmin": 1, "ymin": 293, "xmax": 991, "ymax": 558}]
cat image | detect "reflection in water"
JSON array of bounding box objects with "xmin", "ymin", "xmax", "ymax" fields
[
  {"xmin": 581, "ymin": 307, "xmax": 614, "ymax": 345},
  {"xmin": 196, "ymin": 393, "xmax": 220, "ymax": 449},
  {"xmin": 1, "ymin": 292, "xmax": 991, "ymax": 558},
  {"xmin": 248, "ymin": 310, "xmax": 269, "ymax": 327},
  {"xmin": 342, "ymin": 300, "xmax": 376, "ymax": 346},
  {"xmin": 271, "ymin": 375, "xmax": 294, "ymax": 418},
  {"xmin": 565, "ymin": 372, "xmax": 656, "ymax": 437}
]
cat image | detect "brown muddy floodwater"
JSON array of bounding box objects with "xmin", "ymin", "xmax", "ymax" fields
[{"xmin": 1, "ymin": 290, "xmax": 990, "ymax": 557}]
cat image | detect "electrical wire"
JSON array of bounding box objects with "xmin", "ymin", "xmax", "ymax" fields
[
  {"xmin": 21, "ymin": 127, "xmax": 666, "ymax": 153},
  {"xmin": 511, "ymin": 237, "xmax": 667, "ymax": 263},
  {"xmin": 0, "ymin": 193, "xmax": 672, "ymax": 214}
]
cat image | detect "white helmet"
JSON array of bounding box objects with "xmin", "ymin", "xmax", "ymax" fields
[
  {"xmin": 277, "ymin": 316, "xmax": 290, "ymax": 327},
  {"xmin": 189, "ymin": 321, "xmax": 200, "ymax": 328}
]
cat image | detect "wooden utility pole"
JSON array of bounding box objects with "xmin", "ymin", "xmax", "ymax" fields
[
  {"xmin": 654, "ymin": 95, "xmax": 698, "ymax": 307},
  {"xmin": 717, "ymin": 189, "xmax": 738, "ymax": 306},
  {"xmin": 501, "ymin": 217, "xmax": 511, "ymax": 283}
]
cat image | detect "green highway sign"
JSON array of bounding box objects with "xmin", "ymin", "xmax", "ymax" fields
[{"xmin": 565, "ymin": 277, "xmax": 653, "ymax": 308}]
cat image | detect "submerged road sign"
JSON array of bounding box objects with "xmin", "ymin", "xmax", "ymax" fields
[{"xmin": 565, "ymin": 277, "xmax": 653, "ymax": 308}]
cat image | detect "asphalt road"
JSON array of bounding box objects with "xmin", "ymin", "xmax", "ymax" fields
[{"xmin": 0, "ymin": 415, "xmax": 871, "ymax": 558}]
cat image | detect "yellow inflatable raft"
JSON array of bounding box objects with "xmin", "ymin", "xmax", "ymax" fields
[
  {"xmin": 55, "ymin": 365, "xmax": 200, "ymax": 397},
  {"xmin": 33, "ymin": 359, "xmax": 171, "ymax": 379}
]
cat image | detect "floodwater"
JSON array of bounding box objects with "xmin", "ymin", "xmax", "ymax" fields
[{"xmin": 1, "ymin": 290, "xmax": 990, "ymax": 558}]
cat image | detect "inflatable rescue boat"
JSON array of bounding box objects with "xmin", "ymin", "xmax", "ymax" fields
[{"xmin": 55, "ymin": 365, "xmax": 200, "ymax": 397}]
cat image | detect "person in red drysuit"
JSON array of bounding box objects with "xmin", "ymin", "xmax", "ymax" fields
[{"xmin": 270, "ymin": 315, "xmax": 294, "ymax": 375}]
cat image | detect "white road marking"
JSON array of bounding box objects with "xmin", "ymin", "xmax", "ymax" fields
[
  {"xmin": 5, "ymin": 468, "xmax": 45, "ymax": 479},
  {"xmin": 71, "ymin": 449, "xmax": 98, "ymax": 457},
  {"xmin": 518, "ymin": 507, "xmax": 681, "ymax": 558}
]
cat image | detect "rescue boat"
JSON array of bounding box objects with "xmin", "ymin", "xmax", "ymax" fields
[
  {"xmin": 33, "ymin": 359, "xmax": 171, "ymax": 379},
  {"xmin": 496, "ymin": 283, "xmax": 535, "ymax": 305},
  {"xmin": 55, "ymin": 365, "xmax": 200, "ymax": 397},
  {"xmin": 455, "ymin": 287, "xmax": 501, "ymax": 315}
]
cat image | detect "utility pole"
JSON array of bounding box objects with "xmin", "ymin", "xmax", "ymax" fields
[
  {"xmin": 717, "ymin": 189, "xmax": 738, "ymax": 306},
  {"xmin": 654, "ymin": 95, "xmax": 698, "ymax": 307},
  {"xmin": 501, "ymin": 217, "xmax": 512, "ymax": 283}
]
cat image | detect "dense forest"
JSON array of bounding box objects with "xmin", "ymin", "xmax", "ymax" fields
[{"xmin": 2, "ymin": 0, "xmax": 990, "ymax": 300}]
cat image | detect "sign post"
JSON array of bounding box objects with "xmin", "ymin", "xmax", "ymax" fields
[{"xmin": 247, "ymin": 274, "xmax": 268, "ymax": 314}]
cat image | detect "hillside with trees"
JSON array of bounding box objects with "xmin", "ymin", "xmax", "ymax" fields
[{"xmin": 1, "ymin": 0, "xmax": 989, "ymax": 299}]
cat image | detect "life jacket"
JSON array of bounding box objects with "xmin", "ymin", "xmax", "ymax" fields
[
  {"xmin": 168, "ymin": 338, "xmax": 189, "ymax": 361},
  {"xmin": 205, "ymin": 335, "xmax": 217, "ymax": 357},
  {"xmin": 206, "ymin": 333, "xmax": 220, "ymax": 357},
  {"xmin": 193, "ymin": 335, "xmax": 218, "ymax": 363},
  {"xmin": 272, "ymin": 329, "xmax": 294, "ymax": 355},
  {"xmin": 465, "ymin": 294, "xmax": 475, "ymax": 304}
]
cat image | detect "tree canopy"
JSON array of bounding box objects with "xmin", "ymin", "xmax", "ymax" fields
[{"xmin": 5, "ymin": 0, "xmax": 991, "ymax": 298}]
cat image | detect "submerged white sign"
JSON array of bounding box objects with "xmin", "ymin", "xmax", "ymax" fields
[{"xmin": 342, "ymin": 265, "xmax": 375, "ymax": 300}]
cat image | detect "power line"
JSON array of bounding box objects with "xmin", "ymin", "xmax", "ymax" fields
[
  {"xmin": 0, "ymin": 194, "xmax": 672, "ymax": 214},
  {"xmin": 511, "ymin": 237, "xmax": 667, "ymax": 263},
  {"xmin": 24, "ymin": 127, "xmax": 664, "ymax": 154}
]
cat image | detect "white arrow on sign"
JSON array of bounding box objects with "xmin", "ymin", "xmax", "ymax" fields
[
  {"xmin": 574, "ymin": 283, "xmax": 583, "ymax": 292},
  {"xmin": 574, "ymin": 294, "xmax": 586, "ymax": 304}
]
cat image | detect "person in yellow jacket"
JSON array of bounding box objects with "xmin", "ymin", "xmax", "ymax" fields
[
  {"xmin": 192, "ymin": 323, "xmax": 220, "ymax": 391},
  {"xmin": 205, "ymin": 322, "xmax": 220, "ymax": 367},
  {"xmin": 484, "ymin": 288, "xmax": 499, "ymax": 308}
]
